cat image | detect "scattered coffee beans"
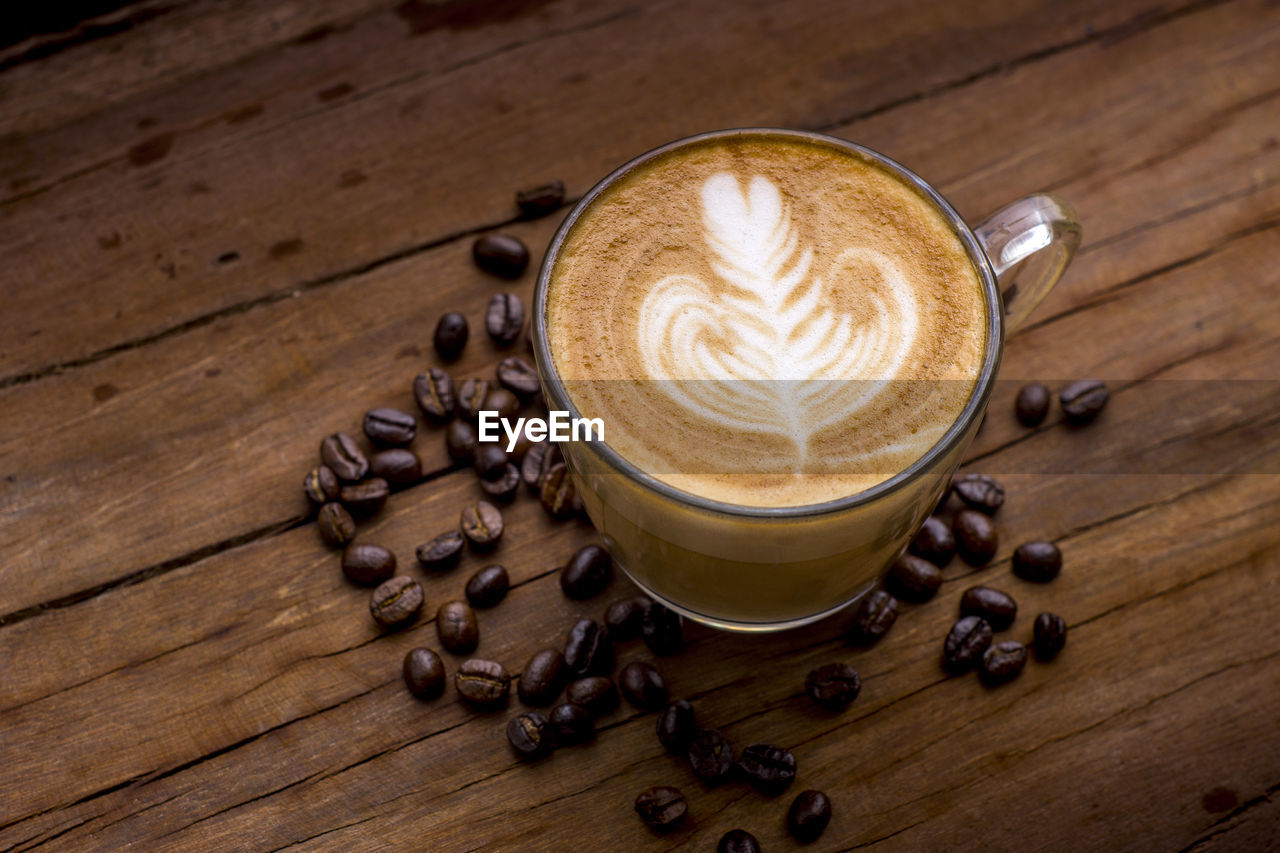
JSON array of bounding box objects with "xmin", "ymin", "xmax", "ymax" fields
[
  {"xmin": 604, "ymin": 597, "xmax": 650, "ymax": 642},
  {"xmin": 455, "ymin": 658, "xmax": 510, "ymax": 707},
  {"xmin": 473, "ymin": 233, "xmax": 529, "ymax": 279},
  {"xmin": 980, "ymin": 640, "xmax": 1028, "ymax": 685},
  {"xmin": 317, "ymin": 502, "xmax": 356, "ymax": 547},
  {"xmin": 886, "ymin": 554, "xmax": 942, "ymax": 602},
  {"xmin": 456, "ymin": 378, "xmax": 491, "ymax": 420},
  {"xmin": 943, "ymin": 615, "xmax": 993, "ymax": 672},
  {"xmin": 657, "ymin": 699, "xmax": 697, "ymax": 752},
  {"xmin": 788, "ymin": 789, "xmax": 833, "ymax": 842},
  {"xmin": 484, "ymin": 386, "xmax": 520, "ymax": 419},
  {"xmin": 805, "ymin": 663, "xmax": 861, "ymax": 711},
  {"xmin": 522, "ymin": 442, "xmax": 561, "ymax": 492},
  {"xmin": 362, "ymin": 407, "xmax": 416, "ymax": 446},
  {"xmin": 486, "ymin": 293, "xmax": 525, "ymax": 346},
  {"xmin": 848, "ymin": 589, "xmax": 898, "ymax": 645},
  {"xmin": 320, "ymin": 432, "xmax": 368, "ymax": 482},
  {"xmin": 507, "ymin": 711, "xmax": 553, "ymax": 759},
  {"xmin": 445, "ymin": 418, "xmax": 479, "ymax": 461},
  {"xmin": 539, "ymin": 463, "xmax": 578, "ymax": 519},
  {"xmin": 718, "ymin": 829, "xmax": 761, "ymax": 853},
  {"xmin": 368, "ymin": 448, "xmax": 422, "ymax": 487},
  {"xmin": 560, "ymin": 544, "xmax": 613, "ymax": 599},
  {"xmin": 738, "ymin": 743, "xmax": 796, "ymax": 795},
  {"xmin": 437, "ymin": 600, "xmax": 479, "ymax": 654},
  {"xmin": 960, "ymin": 586, "xmax": 1018, "ymax": 631},
  {"xmin": 1060, "ymin": 379, "xmax": 1109, "ymax": 422},
  {"xmin": 339, "ymin": 477, "xmax": 389, "ymax": 516},
  {"xmin": 618, "ymin": 661, "xmax": 668, "ymax": 710},
  {"xmin": 474, "ymin": 444, "xmax": 509, "ymax": 481},
  {"xmin": 403, "ymin": 648, "xmax": 445, "ymax": 699},
  {"xmin": 416, "ymin": 531, "xmax": 465, "ymax": 571},
  {"xmin": 549, "ymin": 702, "xmax": 594, "ymax": 745},
  {"xmin": 497, "ymin": 356, "xmax": 540, "ymax": 399},
  {"xmin": 953, "ymin": 509, "xmax": 998, "ymax": 565},
  {"xmin": 479, "ymin": 463, "xmax": 520, "ymax": 501},
  {"xmin": 565, "ymin": 676, "xmax": 619, "ymax": 717},
  {"xmin": 1013, "ymin": 540, "xmax": 1063, "ymax": 582},
  {"xmin": 341, "ymin": 543, "xmax": 397, "ymax": 586},
  {"xmin": 909, "ymin": 515, "xmax": 956, "ymax": 567},
  {"xmin": 688, "ymin": 729, "xmax": 735, "ymax": 785},
  {"xmin": 465, "ymin": 565, "xmax": 510, "ymax": 608},
  {"xmin": 1033, "ymin": 612, "xmax": 1068, "ymax": 660},
  {"xmin": 370, "ymin": 575, "xmax": 423, "ymax": 628},
  {"xmin": 414, "ymin": 368, "xmax": 455, "ymax": 422},
  {"xmin": 516, "ymin": 180, "xmax": 565, "ymax": 219},
  {"xmin": 564, "ymin": 618, "xmax": 613, "ymax": 677},
  {"xmin": 951, "ymin": 473, "xmax": 1005, "ymax": 514},
  {"xmin": 303, "ymin": 465, "xmax": 339, "ymax": 507},
  {"xmin": 634, "ymin": 786, "xmax": 687, "ymax": 832},
  {"xmin": 642, "ymin": 601, "xmax": 683, "ymax": 656},
  {"xmin": 460, "ymin": 500, "xmax": 503, "ymax": 549},
  {"xmin": 433, "ymin": 311, "xmax": 469, "ymax": 360},
  {"xmin": 1015, "ymin": 382, "xmax": 1051, "ymax": 426}
]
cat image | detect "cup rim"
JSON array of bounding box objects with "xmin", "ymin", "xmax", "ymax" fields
[{"xmin": 532, "ymin": 127, "xmax": 1004, "ymax": 519}]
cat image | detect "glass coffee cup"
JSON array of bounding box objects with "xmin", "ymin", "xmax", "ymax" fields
[{"xmin": 532, "ymin": 128, "xmax": 1080, "ymax": 631}]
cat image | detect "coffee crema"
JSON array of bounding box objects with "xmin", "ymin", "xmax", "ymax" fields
[{"xmin": 546, "ymin": 132, "xmax": 986, "ymax": 507}]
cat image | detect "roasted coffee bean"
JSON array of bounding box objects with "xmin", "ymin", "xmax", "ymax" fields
[
  {"xmin": 951, "ymin": 473, "xmax": 1005, "ymax": 514},
  {"xmin": 943, "ymin": 615, "xmax": 993, "ymax": 672},
  {"xmin": 960, "ymin": 586, "xmax": 1018, "ymax": 631},
  {"xmin": 1013, "ymin": 540, "xmax": 1063, "ymax": 582},
  {"xmin": 805, "ymin": 663, "xmax": 861, "ymax": 711},
  {"xmin": 717, "ymin": 830, "xmax": 760, "ymax": 853},
  {"xmin": 548, "ymin": 702, "xmax": 594, "ymax": 745},
  {"xmin": 634, "ymin": 785, "xmax": 687, "ymax": 832},
  {"xmin": 605, "ymin": 597, "xmax": 650, "ymax": 642},
  {"xmin": 303, "ymin": 465, "xmax": 339, "ymax": 507},
  {"xmin": 953, "ymin": 509, "xmax": 998, "ymax": 565},
  {"xmin": 619, "ymin": 661, "xmax": 668, "ymax": 709},
  {"xmin": 486, "ymin": 293, "xmax": 525, "ymax": 346},
  {"xmin": 657, "ymin": 699, "xmax": 697, "ymax": 752},
  {"xmin": 564, "ymin": 676, "xmax": 619, "ymax": 717},
  {"xmin": 339, "ymin": 477, "xmax": 389, "ymax": 517},
  {"xmin": 688, "ymin": 729, "xmax": 735, "ymax": 786},
  {"xmin": 455, "ymin": 658, "xmax": 510, "ymax": 707},
  {"xmin": 518, "ymin": 648, "xmax": 567, "ymax": 706},
  {"xmin": 1060, "ymin": 379, "xmax": 1109, "ymax": 422},
  {"xmin": 788, "ymin": 789, "xmax": 832, "ymax": 842},
  {"xmin": 522, "ymin": 442, "xmax": 561, "ymax": 491},
  {"xmin": 738, "ymin": 743, "xmax": 797, "ymax": 795},
  {"xmin": 479, "ymin": 464, "xmax": 520, "ymax": 501},
  {"xmin": 437, "ymin": 600, "xmax": 479, "ymax": 654},
  {"xmin": 1015, "ymin": 382, "xmax": 1051, "ymax": 426},
  {"xmin": 362, "ymin": 407, "xmax": 416, "ymax": 446},
  {"xmin": 909, "ymin": 515, "xmax": 956, "ymax": 567},
  {"xmin": 506, "ymin": 427, "xmax": 537, "ymax": 463},
  {"xmin": 474, "ymin": 444, "xmax": 509, "ymax": 481},
  {"xmin": 403, "ymin": 648, "xmax": 445, "ymax": 699},
  {"xmin": 642, "ymin": 601, "xmax": 683, "ymax": 656},
  {"xmin": 1033, "ymin": 612, "xmax": 1068, "ymax": 660},
  {"xmin": 414, "ymin": 368, "xmax": 455, "ymax": 422},
  {"xmin": 560, "ymin": 544, "xmax": 613, "ymax": 599},
  {"xmin": 483, "ymin": 386, "xmax": 520, "ymax": 419},
  {"xmin": 460, "ymin": 500, "xmax": 503, "ymax": 549},
  {"xmin": 539, "ymin": 463, "xmax": 578, "ymax": 519},
  {"xmin": 886, "ymin": 554, "xmax": 942, "ymax": 602},
  {"xmin": 370, "ymin": 576, "xmax": 423, "ymax": 628},
  {"xmin": 497, "ymin": 356, "xmax": 540, "ymax": 399},
  {"xmin": 320, "ymin": 432, "xmax": 368, "ymax": 482},
  {"xmin": 416, "ymin": 531, "xmax": 464, "ymax": 571},
  {"xmin": 465, "ymin": 565, "xmax": 509, "ymax": 608},
  {"xmin": 981, "ymin": 640, "xmax": 1028, "ymax": 684},
  {"xmin": 473, "ymin": 233, "xmax": 529, "ymax": 279},
  {"xmin": 341, "ymin": 543, "xmax": 397, "ymax": 586},
  {"xmin": 507, "ymin": 711, "xmax": 553, "ymax": 759},
  {"xmin": 433, "ymin": 311, "xmax": 468, "ymax": 361},
  {"xmin": 456, "ymin": 378, "xmax": 491, "ymax": 420},
  {"xmin": 368, "ymin": 448, "xmax": 422, "ymax": 487},
  {"xmin": 564, "ymin": 618, "xmax": 613, "ymax": 677},
  {"xmin": 317, "ymin": 502, "xmax": 356, "ymax": 547},
  {"xmin": 445, "ymin": 419, "xmax": 479, "ymax": 461},
  {"xmin": 516, "ymin": 180, "xmax": 565, "ymax": 219},
  {"xmin": 848, "ymin": 589, "xmax": 898, "ymax": 645}
]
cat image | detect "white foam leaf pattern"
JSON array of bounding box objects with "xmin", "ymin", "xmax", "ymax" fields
[{"xmin": 637, "ymin": 172, "xmax": 919, "ymax": 461}]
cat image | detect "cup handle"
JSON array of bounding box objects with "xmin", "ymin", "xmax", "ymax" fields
[{"xmin": 973, "ymin": 194, "xmax": 1082, "ymax": 336}]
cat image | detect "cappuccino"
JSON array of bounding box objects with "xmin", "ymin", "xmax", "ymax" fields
[{"xmin": 546, "ymin": 132, "xmax": 986, "ymax": 507}]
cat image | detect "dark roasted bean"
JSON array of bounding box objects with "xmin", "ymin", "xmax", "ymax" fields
[
  {"xmin": 886, "ymin": 554, "xmax": 942, "ymax": 602},
  {"xmin": 738, "ymin": 743, "xmax": 796, "ymax": 795},
  {"xmin": 317, "ymin": 502, "xmax": 356, "ymax": 547},
  {"xmin": 1015, "ymin": 382, "xmax": 1051, "ymax": 426},
  {"xmin": 465, "ymin": 564, "xmax": 509, "ymax": 608},
  {"xmin": 656, "ymin": 699, "xmax": 697, "ymax": 753},
  {"xmin": 473, "ymin": 233, "xmax": 529, "ymax": 279},
  {"xmin": 497, "ymin": 355, "xmax": 540, "ymax": 399},
  {"xmin": 455, "ymin": 658, "xmax": 510, "ymax": 707},
  {"xmin": 848, "ymin": 589, "xmax": 898, "ymax": 645},
  {"xmin": 1033, "ymin": 612, "xmax": 1068, "ymax": 660},
  {"xmin": 717, "ymin": 830, "xmax": 760, "ymax": 853},
  {"xmin": 688, "ymin": 729, "xmax": 735, "ymax": 786},
  {"xmin": 943, "ymin": 615, "xmax": 993, "ymax": 672},
  {"xmin": 456, "ymin": 378, "xmax": 491, "ymax": 420},
  {"xmin": 634, "ymin": 785, "xmax": 687, "ymax": 832},
  {"xmin": 460, "ymin": 500, "xmax": 503, "ymax": 549},
  {"xmin": 370, "ymin": 575, "xmax": 423, "ymax": 628},
  {"xmin": 909, "ymin": 515, "xmax": 956, "ymax": 567},
  {"xmin": 788, "ymin": 790, "xmax": 832, "ymax": 843},
  {"xmin": 980, "ymin": 640, "xmax": 1028, "ymax": 684},
  {"xmin": 548, "ymin": 702, "xmax": 594, "ymax": 745},
  {"xmin": 564, "ymin": 676, "xmax": 619, "ymax": 718},
  {"xmin": 642, "ymin": 601, "xmax": 683, "ymax": 656},
  {"xmin": 605, "ymin": 597, "xmax": 650, "ymax": 642},
  {"xmin": 953, "ymin": 509, "xmax": 998, "ymax": 565},
  {"xmin": 484, "ymin": 386, "xmax": 520, "ymax": 420},
  {"xmin": 474, "ymin": 444, "xmax": 509, "ymax": 481},
  {"xmin": 320, "ymin": 432, "xmax": 368, "ymax": 482},
  {"xmin": 960, "ymin": 586, "xmax": 1018, "ymax": 631},
  {"xmin": 518, "ymin": 648, "xmax": 567, "ymax": 706},
  {"xmin": 1013, "ymin": 540, "xmax": 1063, "ymax": 582},
  {"xmin": 564, "ymin": 618, "xmax": 613, "ymax": 677},
  {"xmin": 445, "ymin": 419, "xmax": 479, "ymax": 461},
  {"xmin": 339, "ymin": 477, "xmax": 389, "ymax": 517},
  {"xmin": 479, "ymin": 464, "xmax": 520, "ymax": 501},
  {"xmin": 416, "ymin": 531, "xmax": 464, "ymax": 571},
  {"xmin": 341, "ymin": 543, "xmax": 396, "ymax": 586},
  {"xmin": 951, "ymin": 473, "xmax": 1005, "ymax": 514},
  {"xmin": 303, "ymin": 465, "xmax": 339, "ymax": 507},
  {"xmin": 486, "ymin": 293, "xmax": 525, "ymax": 346},
  {"xmin": 433, "ymin": 311, "xmax": 468, "ymax": 360},
  {"xmin": 507, "ymin": 711, "xmax": 553, "ymax": 759},
  {"xmin": 1060, "ymin": 379, "xmax": 1109, "ymax": 422},
  {"xmin": 560, "ymin": 544, "xmax": 613, "ymax": 599},
  {"xmin": 414, "ymin": 368, "xmax": 455, "ymax": 422},
  {"xmin": 362, "ymin": 407, "xmax": 416, "ymax": 446},
  {"xmin": 522, "ymin": 442, "xmax": 561, "ymax": 491},
  {"xmin": 436, "ymin": 600, "xmax": 479, "ymax": 654},
  {"xmin": 403, "ymin": 648, "xmax": 445, "ymax": 699},
  {"xmin": 368, "ymin": 448, "xmax": 422, "ymax": 487},
  {"xmin": 804, "ymin": 663, "xmax": 861, "ymax": 711},
  {"xmin": 515, "ymin": 180, "xmax": 565, "ymax": 219},
  {"xmin": 539, "ymin": 462, "xmax": 578, "ymax": 519},
  {"xmin": 618, "ymin": 661, "xmax": 668, "ymax": 709}
]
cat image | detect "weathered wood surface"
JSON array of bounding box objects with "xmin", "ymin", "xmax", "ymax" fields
[{"xmin": 1, "ymin": 0, "xmax": 1278, "ymax": 850}]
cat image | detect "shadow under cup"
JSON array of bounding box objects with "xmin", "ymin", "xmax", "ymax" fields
[{"xmin": 532, "ymin": 129, "xmax": 1005, "ymax": 632}]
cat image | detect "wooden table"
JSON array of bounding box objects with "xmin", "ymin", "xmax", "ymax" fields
[{"xmin": 3, "ymin": 1, "xmax": 1278, "ymax": 849}]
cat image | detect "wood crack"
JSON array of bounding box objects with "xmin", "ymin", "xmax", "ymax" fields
[{"xmin": 1177, "ymin": 779, "xmax": 1280, "ymax": 853}]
